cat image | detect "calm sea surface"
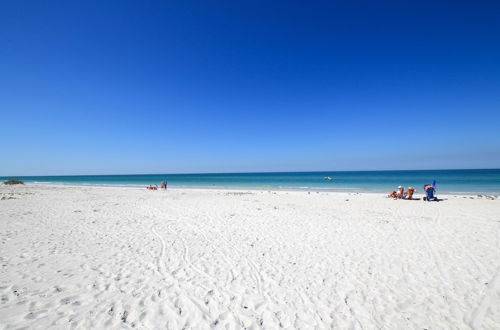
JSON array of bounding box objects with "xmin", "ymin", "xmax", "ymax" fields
[{"xmin": 2, "ymin": 169, "xmax": 500, "ymax": 194}]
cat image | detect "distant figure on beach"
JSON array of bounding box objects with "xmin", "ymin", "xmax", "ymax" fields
[
  {"xmin": 405, "ymin": 187, "xmax": 415, "ymax": 199},
  {"xmin": 160, "ymin": 180, "xmax": 167, "ymax": 189},
  {"xmin": 423, "ymin": 184, "xmax": 437, "ymax": 201},
  {"xmin": 396, "ymin": 186, "xmax": 405, "ymax": 199},
  {"xmin": 388, "ymin": 186, "xmax": 415, "ymax": 200},
  {"xmin": 146, "ymin": 185, "xmax": 158, "ymax": 190}
]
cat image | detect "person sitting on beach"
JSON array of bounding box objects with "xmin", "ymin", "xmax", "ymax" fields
[
  {"xmin": 396, "ymin": 186, "xmax": 405, "ymax": 199},
  {"xmin": 388, "ymin": 190, "xmax": 398, "ymax": 198},
  {"xmin": 423, "ymin": 184, "xmax": 437, "ymax": 201},
  {"xmin": 405, "ymin": 187, "xmax": 415, "ymax": 199}
]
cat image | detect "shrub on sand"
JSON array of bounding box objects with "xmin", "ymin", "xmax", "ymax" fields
[{"xmin": 4, "ymin": 179, "xmax": 24, "ymax": 185}]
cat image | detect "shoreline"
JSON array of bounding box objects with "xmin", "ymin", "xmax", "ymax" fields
[
  {"xmin": 2, "ymin": 168, "xmax": 500, "ymax": 195},
  {"xmin": 8, "ymin": 182, "xmax": 500, "ymax": 196}
]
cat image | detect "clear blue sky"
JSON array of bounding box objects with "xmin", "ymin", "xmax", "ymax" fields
[{"xmin": 1, "ymin": 1, "xmax": 499, "ymax": 175}]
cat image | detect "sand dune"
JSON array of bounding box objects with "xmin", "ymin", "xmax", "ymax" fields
[{"xmin": 1, "ymin": 185, "xmax": 499, "ymax": 329}]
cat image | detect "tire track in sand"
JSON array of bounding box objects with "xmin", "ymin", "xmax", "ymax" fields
[
  {"xmin": 424, "ymin": 203, "xmax": 500, "ymax": 328},
  {"xmin": 144, "ymin": 202, "xmax": 212, "ymax": 286},
  {"xmin": 144, "ymin": 205, "xmax": 214, "ymax": 321},
  {"xmin": 146, "ymin": 202, "xmax": 244, "ymax": 303},
  {"xmin": 469, "ymin": 228, "xmax": 500, "ymax": 329},
  {"xmin": 414, "ymin": 204, "xmax": 469, "ymax": 324},
  {"xmin": 415, "ymin": 205, "xmax": 451, "ymax": 283},
  {"xmin": 160, "ymin": 201, "xmax": 264, "ymax": 297},
  {"xmin": 432, "ymin": 207, "xmax": 490, "ymax": 278},
  {"xmin": 426, "ymin": 204, "xmax": 500, "ymax": 328},
  {"xmin": 150, "ymin": 225, "xmax": 167, "ymax": 276},
  {"xmin": 201, "ymin": 207, "xmax": 264, "ymax": 296},
  {"xmin": 165, "ymin": 220, "xmax": 218, "ymax": 285}
]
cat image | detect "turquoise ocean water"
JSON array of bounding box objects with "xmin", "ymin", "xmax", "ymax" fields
[{"xmin": 2, "ymin": 169, "xmax": 500, "ymax": 194}]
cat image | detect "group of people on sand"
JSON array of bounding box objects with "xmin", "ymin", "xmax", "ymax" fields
[
  {"xmin": 146, "ymin": 180, "xmax": 167, "ymax": 190},
  {"xmin": 388, "ymin": 186, "xmax": 416, "ymax": 200},
  {"xmin": 388, "ymin": 183, "xmax": 438, "ymax": 201}
]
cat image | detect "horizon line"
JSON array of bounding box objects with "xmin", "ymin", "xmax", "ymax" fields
[{"xmin": 1, "ymin": 167, "xmax": 500, "ymax": 178}]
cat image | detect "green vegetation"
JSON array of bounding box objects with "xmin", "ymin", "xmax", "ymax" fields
[{"xmin": 4, "ymin": 179, "xmax": 24, "ymax": 185}]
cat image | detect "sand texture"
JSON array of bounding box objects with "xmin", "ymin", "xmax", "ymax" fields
[{"xmin": 1, "ymin": 185, "xmax": 499, "ymax": 329}]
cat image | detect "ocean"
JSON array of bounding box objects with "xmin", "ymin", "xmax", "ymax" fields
[{"xmin": 2, "ymin": 169, "xmax": 500, "ymax": 194}]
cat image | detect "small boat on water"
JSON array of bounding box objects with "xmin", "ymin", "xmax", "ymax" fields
[{"xmin": 324, "ymin": 176, "xmax": 333, "ymax": 181}]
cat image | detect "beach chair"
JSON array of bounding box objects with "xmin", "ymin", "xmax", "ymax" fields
[{"xmin": 423, "ymin": 184, "xmax": 437, "ymax": 201}]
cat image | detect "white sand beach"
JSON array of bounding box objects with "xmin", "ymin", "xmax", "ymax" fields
[{"xmin": 0, "ymin": 184, "xmax": 499, "ymax": 329}]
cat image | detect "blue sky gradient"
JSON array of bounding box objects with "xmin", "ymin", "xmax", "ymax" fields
[{"xmin": 1, "ymin": 1, "xmax": 499, "ymax": 175}]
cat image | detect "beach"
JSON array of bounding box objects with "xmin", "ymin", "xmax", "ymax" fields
[{"xmin": 1, "ymin": 184, "xmax": 499, "ymax": 329}]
